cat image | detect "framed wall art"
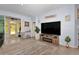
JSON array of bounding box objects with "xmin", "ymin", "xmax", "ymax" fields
[
  {"xmin": 65, "ymin": 15, "xmax": 70, "ymax": 21},
  {"xmin": 25, "ymin": 21, "xmax": 29, "ymax": 27}
]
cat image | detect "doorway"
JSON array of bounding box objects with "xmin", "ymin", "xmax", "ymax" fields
[
  {"xmin": 10, "ymin": 21, "xmax": 16, "ymax": 36},
  {"xmin": 5, "ymin": 17, "xmax": 21, "ymax": 45}
]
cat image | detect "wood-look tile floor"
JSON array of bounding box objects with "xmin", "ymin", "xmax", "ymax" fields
[{"xmin": 0, "ymin": 38, "xmax": 79, "ymax": 55}]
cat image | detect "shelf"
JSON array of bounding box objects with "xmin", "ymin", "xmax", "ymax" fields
[{"xmin": 40, "ymin": 34, "xmax": 59, "ymax": 45}]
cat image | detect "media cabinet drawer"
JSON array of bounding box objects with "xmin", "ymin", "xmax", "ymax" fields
[
  {"xmin": 40, "ymin": 34, "xmax": 59, "ymax": 45},
  {"xmin": 42, "ymin": 37, "xmax": 52, "ymax": 43}
]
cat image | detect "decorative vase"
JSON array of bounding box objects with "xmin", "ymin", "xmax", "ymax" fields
[
  {"xmin": 18, "ymin": 34, "xmax": 21, "ymax": 37},
  {"xmin": 66, "ymin": 43, "xmax": 69, "ymax": 48},
  {"xmin": 35, "ymin": 34, "xmax": 40, "ymax": 40}
]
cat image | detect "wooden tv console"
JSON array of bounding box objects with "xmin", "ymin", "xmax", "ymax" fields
[{"xmin": 40, "ymin": 34, "xmax": 59, "ymax": 45}]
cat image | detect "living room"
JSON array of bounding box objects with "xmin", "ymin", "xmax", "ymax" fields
[
  {"xmin": 35, "ymin": 4, "xmax": 79, "ymax": 48},
  {"xmin": 0, "ymin": 4, "xmax": 79, "ymax": 55}
]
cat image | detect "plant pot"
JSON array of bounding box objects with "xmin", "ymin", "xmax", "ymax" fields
[
  {"xmin": 66, "ymin": 43, "xmax": 69, "ymax": 48},
  {"xmin": 18, "ymin": 35, "xmax": 21, "ymax": 37},
  {"xmin": 35, "ymin": 34, "xmax": 40, "ymax": 40}
]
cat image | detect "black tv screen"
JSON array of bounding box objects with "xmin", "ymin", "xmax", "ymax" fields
[{"xmin": 41, "ymin": 21, "xmax": 61, "ymax": 35}]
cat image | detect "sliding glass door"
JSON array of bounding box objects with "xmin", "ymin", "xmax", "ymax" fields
[{"xmin": 0, "ymin": 16, "xmax": 4, "ymax": 47}]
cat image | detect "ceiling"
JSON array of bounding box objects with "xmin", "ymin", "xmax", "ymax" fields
[{"xmin": 0, "ymin": 4, "xmax": 67, "ymax": 16}]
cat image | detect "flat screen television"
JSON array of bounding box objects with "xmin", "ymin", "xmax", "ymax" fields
[{"xmin": 41, "ymin": 21, "xmax": 61, "ymax": 35}]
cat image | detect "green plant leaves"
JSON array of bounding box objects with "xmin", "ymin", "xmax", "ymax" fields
[
  {"xmin": 65, "ymin": 36, "xmax": 71, "ymax": 43},
  {"xmin": 35, "ymin": 26, "xmax": 40, "ymax": 33}
]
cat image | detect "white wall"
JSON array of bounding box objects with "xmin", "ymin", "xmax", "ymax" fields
[
  {"xmin": 38, "ymin": 5, "xmax": 78, "ymax": 48},
  {"xmin": 75, "ymin": 5, "xmax": 79, "ymax": 46}
]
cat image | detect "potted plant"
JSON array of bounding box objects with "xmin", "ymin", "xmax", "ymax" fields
[
  {"xmin": 65, "ymin": 36, "xmax": 71, "ymax": 48},
  {"xmin": 35, "ymin": 26, "xmax": 40, "ymax": 40}
]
